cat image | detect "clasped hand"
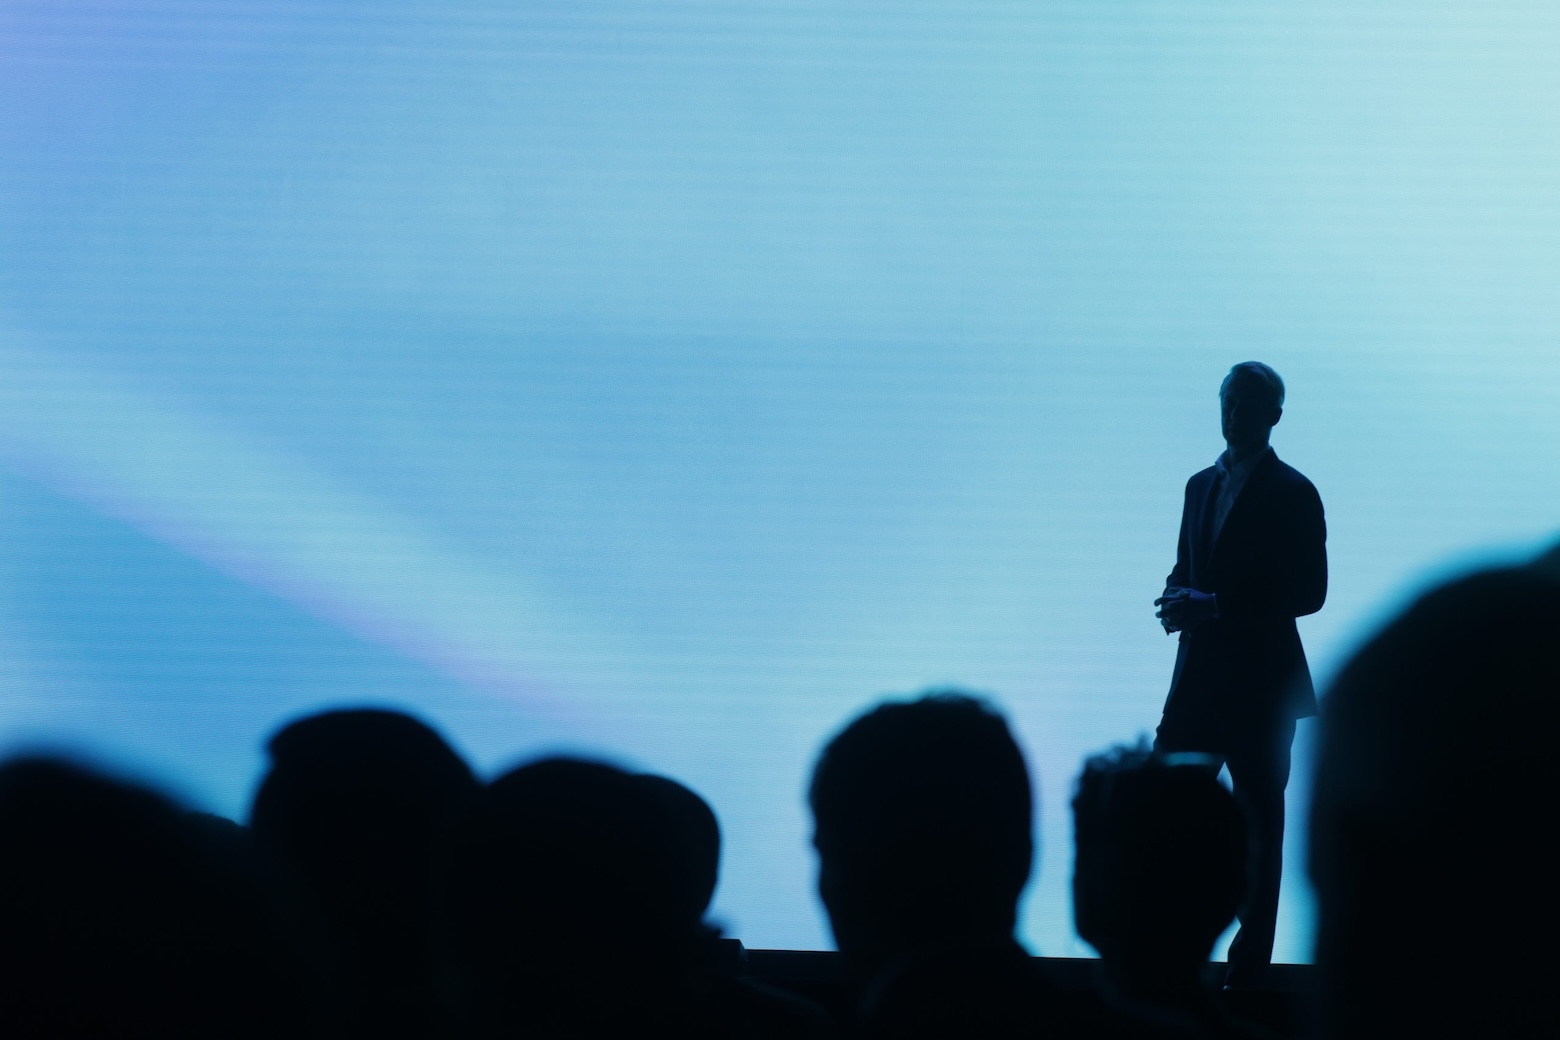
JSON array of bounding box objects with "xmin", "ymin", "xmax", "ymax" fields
[{"xmin": 1154, "ymin": 586, "xmax": 1217, "ymax": 634}]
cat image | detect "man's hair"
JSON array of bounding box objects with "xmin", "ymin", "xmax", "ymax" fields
[
  {"xmin": 249, "ymin": 708, "xmax": 477, "ymax": 900},
  {"xmin": 1310, "ymin": 558, "xmax": 1560, "ymax": 1037},
  {"xmin": 1072, "ymin": 743, "xmax": 1246, "ymax": 963},
  {"xmin": 1225, "ymin": 361, "xmax": 1285, "ymax": 412},
  {"xmin": 809, "ymin": 691, "xmax": 1033, "ymax": 937},
  {"xmin": 448, "ymin": 758, "xmax": 710, "ymax": 1034}
]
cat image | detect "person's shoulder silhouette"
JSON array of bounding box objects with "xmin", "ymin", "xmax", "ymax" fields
[
  {"xmin": 634, "ymin": 772, "xmax": 837, "ymax": 1038},
  {"xmin": 0, "ymin": 757, "xmax": 320, "ymax": 1039},
  {"xmin": 249, "ymin": 707, "xmax": 477, "ymax": 1040},
  {"xmin": 1311, "ymin": 553, "xmax": 1560, "ymax": 1039}
]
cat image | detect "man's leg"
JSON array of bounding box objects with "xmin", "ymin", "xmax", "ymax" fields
[
  {"xmin": 1223, "ymin": 718, "xmax": 1296, "ymax": 988},
  {"xmin": 1153, "ymin": 714, "xmax": 1222, "ymax": 761}
]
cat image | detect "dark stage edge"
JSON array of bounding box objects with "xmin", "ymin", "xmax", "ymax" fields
[
  {"xmin": 742, "ymin": 949, "xmax": 1316, "ymax": 1038},
  {"xmin": 744, "ymin": 949, "xmax": 1314, "ymax": 992}
]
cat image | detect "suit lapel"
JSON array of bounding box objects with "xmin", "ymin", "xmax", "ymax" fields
[
  {"xmin": 1195, "ymin": 467, "xmax": 1222, "ymax": 574},
  {"xmin": 1211, "ymin": 450, "xmax": 1278, "ymax": 561}
]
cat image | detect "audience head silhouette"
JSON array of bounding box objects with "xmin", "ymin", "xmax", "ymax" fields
[
  {"xmin": 0, "ymin": 757, "xmax": 317, "ymax": 1039},
  {"xmin": 249, "ymin": 708, "xmax": 477, "ymax": 1038},
  {"xmin": 809, "ymin": 691, "xmax": 1033, "ymax": 976},
  {"xmin": 1072, "ymin": 744, "xmax": 1246, "ymax": 991},
  {"xmin": 449, "ymin": 757, "xmax": 707, "ymax": 1037},
  {"xmin": 1310, "ymin": 556, "xmax": 1560, "ymax": 1039}
]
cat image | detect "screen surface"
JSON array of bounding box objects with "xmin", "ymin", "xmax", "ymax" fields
[{"xmin": 4, "ymin": 1, "xmax": 1559, "ymax": 961}]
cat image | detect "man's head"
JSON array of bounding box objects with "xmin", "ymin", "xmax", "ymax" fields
[
  {"xmin": 809, "ymin": 691, "xmax": 1033, "ymax": 974},
  {"xmin": 1310, "ymin": 557, "xmax": 1560, "ymax": 1037},
  {"xmin": 250, "ymin": 709, "xmax": 476, "ymax": 907},
  {"xmin": 1219, "ymin": 362, "xmax": 1284, "ymax": 451},
  {"xmin": 448, "ymin": 757, "xmax": 702, "ymax": 1033},
  {"xmin": 248, "ymin": 708, "xmax": 477, "ymax": 999},
  {"xmin": 1072, "ymin": 745, "xmax": 1246, "ymax": 973}
]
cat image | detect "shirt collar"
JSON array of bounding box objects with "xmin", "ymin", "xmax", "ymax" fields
[{"xmin": 1215, "ymin": 444, "xmax": 1273, "ymax": 480}]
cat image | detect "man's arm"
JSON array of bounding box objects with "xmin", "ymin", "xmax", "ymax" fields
[
  {"xmin": 1157, "ymin": 479, "xmax": 1200, "ymax": 633},
  {"xmin": 1166, "ymin": 479, "xmax": 1194, "ymax": 593}
]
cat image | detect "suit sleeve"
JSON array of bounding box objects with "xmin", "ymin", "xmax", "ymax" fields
[
  {"xmin": 1165, "ymin": 479, "xmax": 1195, "ymax": 591},
  {"xmin": 1215, "ymin": 477, "xmax": 1327, "ymax": 625}
]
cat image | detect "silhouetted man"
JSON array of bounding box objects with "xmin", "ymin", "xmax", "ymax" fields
[
  {"xmin": 810, "ymin": 691, "xmax": 1180, "ymax": 1039},
  {"xmin": 449, "ymin": 759, "xmax": 702, "ymax": 1037},
  {"xmin": 1073, "ymin": 745, "xmax": 1270, "ymax": 1040},
  {"xmin": 1310, "ymin": 554, "xmax": 1560, "ymax": 1039},
  {"xmin": 1153, "ymin": 362, "xmax": 1326, "ymax": 987},
  {"xmin": 249, "ymin": 709, "xmax": 478, "ymax": 1040}
]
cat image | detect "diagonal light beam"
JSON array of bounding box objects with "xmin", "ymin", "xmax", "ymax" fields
[{"xmin": 0, "ymin": 335, "xmax": 624, "ymax": 728}]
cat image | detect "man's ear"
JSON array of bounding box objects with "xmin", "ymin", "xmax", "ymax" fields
[{"xmin": 1270, "ymin": 406, "xmax": 1283, "ymax": 428}]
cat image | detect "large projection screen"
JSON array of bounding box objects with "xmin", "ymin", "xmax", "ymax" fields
[{"xmin": 3, "ymin": 2, "xmax": 1559, "ymax": 963}]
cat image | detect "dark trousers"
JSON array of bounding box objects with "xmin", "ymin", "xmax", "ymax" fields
[{"xmin": 1155, "ymin": 715, "xmax": 1296, "ymax": 986}]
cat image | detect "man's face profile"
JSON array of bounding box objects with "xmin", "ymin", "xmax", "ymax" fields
[{"xmin": 1219, "ymin": 373, "xmax": 1275, "ymax": 448}]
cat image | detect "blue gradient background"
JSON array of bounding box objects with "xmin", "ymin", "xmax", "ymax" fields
[{"xmin": 3, "ymin": 2, "xmax": 1559, "ymax": 961}]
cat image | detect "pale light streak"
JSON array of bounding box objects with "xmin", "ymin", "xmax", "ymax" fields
[{"xmin": 0, "ymin": 335, "xmax": 622, "ymax": 727}]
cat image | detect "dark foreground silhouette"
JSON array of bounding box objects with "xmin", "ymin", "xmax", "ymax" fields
[
  {"xmin": 1310, "ymin": 556, "xmax": 1560, "ymax": 1039},
  {"xmin": 450, "ymin": 756, "xmax": 832, "ymax": 1039},
  {"xmin": 250, "ymin": 709, "xmax": 479, "ymax": 1040},
  {"xmin": 0, "ymin": 758, "xmax": 320, "ymax": 1039}
]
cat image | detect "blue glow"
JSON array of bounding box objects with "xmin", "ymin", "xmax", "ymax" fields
[{"xmin": 4, "ymin": 1, "xmax": 1560, "ymax": 960}]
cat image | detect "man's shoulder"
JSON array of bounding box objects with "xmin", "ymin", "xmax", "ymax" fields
[
  {"xmin": 1266, "ymin": 455, "xmax": 1321, "ymax": 498},
  {"xmin": 1185, "ymin": 465, "xmax": 1219, "ymax": 492}
]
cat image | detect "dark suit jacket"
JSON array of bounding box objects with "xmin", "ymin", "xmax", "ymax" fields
[{"xmin": 1163, "ymin": 450, "xmax": 1326, "ymax": 735}]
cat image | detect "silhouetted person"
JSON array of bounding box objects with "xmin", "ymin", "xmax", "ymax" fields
[
  {"xmin": 249, "ymin": 708, "xmax": 478, "ymax": 1040},
  {"xmin": 1309, "ymin": 555, "xmax": 1560, "ymax": 1039},
  {"xmin": 453, "ymin": 757, "xmax": 822, "ymax": 1038},
  {"xmin": 0, "ymin": 757, "xmax": 319, "ymax": 1039},
  {"xmin": 1153, "ymin": 362, "xmax": 1326, "ymax": 986},
  {"xmin": 1073, "ymin": 745, "xmax": 1270, "ymax": 1040},
  {"xmin": 810, "ymin": 691, "xmax": 1187, "ymax": 1039}
]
